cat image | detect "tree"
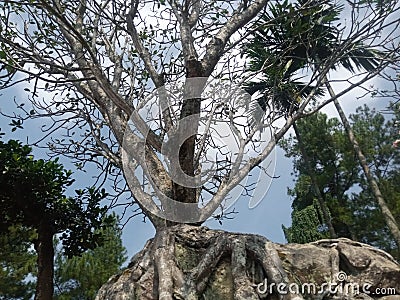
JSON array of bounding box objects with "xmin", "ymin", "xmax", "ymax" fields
[
  {"xmin": 244, "ymin": 1, "xmax": 339, "ymax": 238},
  {"xmin": 282, "ymin": 107, "xmax": 400, "ymax": 258},
  {"xmin": 0, "ymin": 226, "xmax": 36, "ymax": 300},
  {"xmin": 0, "ymin": 140, "xmax": 112, "ymax": 299},
  {"xmin": 348, "ymin": 106, "xmax": 400, "ymax": 256},
  {"xmin": 54, "ymin": 215, "xmax": 127, "ymax": 300},
  {"xmin": 280, "ymin": 113, "xmax": 357, "ymax": 243},
  {"xmin": 282, "ymin": 202, "xmax": 327, "ymax": 244},
  {"xmin": 245, "ymin": 0, "xmax": 400, "ymax": 247},
  {"xmin": 328, "ymin": 85, "xmax": 400, "ymax": 248},
  {"xmin": 0, "ymin": 0, "xmax": 399, "ymax": 299}
]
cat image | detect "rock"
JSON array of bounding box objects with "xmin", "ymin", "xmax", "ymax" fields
[{"xmin": 96, "ymin": 225, "xmax": 400, "ymax": 300}]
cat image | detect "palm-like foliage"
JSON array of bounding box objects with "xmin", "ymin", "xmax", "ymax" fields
[
  {"xmin": 247, "ymin": 0, "xmax": 343, "ymax": 74},
  {"xmin": 245, "ymin": 0, "xmax": 381, "ymax": 114},
  {"xmin": 245, "ymin": 79, "xmax": 325, "ymax": 116}
]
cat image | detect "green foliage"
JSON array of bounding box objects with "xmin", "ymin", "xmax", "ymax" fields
[
  {"xmin": 0, "ymin": 139, "xmax": 112, "ymax": 257},
  {"xmin": 281, "ymin": 107, "xmax": 400, "ymax": 257},
  {"xmin": 281, "ymin": 112, "xmax": 357, "ymax": 240},
  {"xmin": 248, "ymin": 0, "xmax": 380, "ymax": 74},
  {"xmin": 247, "ymin": 0, "xmax": 342, "ymax": 73},
  {"xmin": 350, "ymin": 176, "xmax": 400, "ymax": 252},
  {"xmin": 346, "ymin": 106, "xmax": 400, "ymax": 255},
  {"xmin": 245, "ymin": 0, "xmax": 395, "ymax": 251},
  {"xmin": 0, "ymin": 226, "xmax": 36, "ymax": 300},
  {"xmin": 282, "ymin": 201, "xmax": 328, "ymax": 244},
  {"xmin": 245, "ymin": 0, "xmax": 381, "ymax": 116},
  {"xmin": 54, "ymin": 215, "xmax": 127, "ymax": 300}
]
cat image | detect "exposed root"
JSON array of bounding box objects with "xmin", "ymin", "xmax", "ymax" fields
[
  {"xmin": 154, "ymin": 226, "xmax": 302, "ymax": 300},
  {"xmin": 154, "ymin": 228, "xmax": 175, "ymax": 300},
  {"xmin": 231, "ymin": 236, "xmax": 259, "ymax": 300},
  {"xmin": 96, "ymin": 225, "xmax": 400, "ymax": 300},
  {"xmin": 192, "ymin": 234, "xmax": 229, "ymax": 293},
  {"xmin": 246, "ymin": 235, "xmax": 304, "ymax": 300}
]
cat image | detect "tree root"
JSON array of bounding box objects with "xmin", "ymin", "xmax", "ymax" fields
[{"xmin": 96, "ymin": 225, "xmax": 400, "ymax": 300}]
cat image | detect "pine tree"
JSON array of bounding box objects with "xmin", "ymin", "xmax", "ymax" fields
[
  {"xmin": 54, "ymin": 215, "xmax": 127, "ymax": 300},
  {"xmin": 282, "ymin": 107, "xmax": 400, "ymax": 258},
  {"xmin": 0, "ymin": 226, "xmax": 36, "ymax": 300}
]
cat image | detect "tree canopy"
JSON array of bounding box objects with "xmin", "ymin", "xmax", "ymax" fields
[
  {"xmin": 282, "ymin": 106, "xmax": 400, "ymax": 258},
  {"xmin": 0, "ymin": 139, "xmax": 111, "ymax": 257},
  {"xmin": 0, "ymin": 139, "xmax": 113, "ymax": 298}
]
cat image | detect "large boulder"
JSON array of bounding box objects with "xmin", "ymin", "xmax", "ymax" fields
[{"xmin": 96, "ymin": 225, "xmax": 400, "ymax": 300}]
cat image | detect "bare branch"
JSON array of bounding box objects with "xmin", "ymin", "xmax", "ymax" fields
[{"xmin": 201, "ymin": 0, "xmax": 269, "ymax": 75}]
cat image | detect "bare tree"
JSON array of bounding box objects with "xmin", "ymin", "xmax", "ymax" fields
[{"xmin": 1, "ymin": 0, "xmax": 399, "ymax": 298}]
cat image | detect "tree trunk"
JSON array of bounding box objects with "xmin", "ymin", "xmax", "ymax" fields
[
  {"xmin": 293, "ymin": 122, "xmax": 336, "ymax": 238},
  {"xmin": 34, "ymin": 222, "xmax": 54, "ymax": 300},
  {"xmin": 172, "ymin": 60, "xmax": 205, "ymax": 205},
  {"xmin": 326, "ymin": 82, "xmax": 400, "ymax": 249},
  {"xmin": 96, "ymin": 225, "xmax": 400, "ymax": 300}
]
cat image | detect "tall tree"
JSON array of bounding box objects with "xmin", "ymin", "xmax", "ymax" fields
[
  {"xmin": 348, "ymin": 106, "xmax": 400, "ymax": 256},
  {"xmin": 54, "ymin": 215, "xmax": 127, "ymax": 300},
  {"xmin": 245, "ymin": 0, "xmax": 400, "ymax": 246},
  {"xmin": 281, "ymin": 113, "xmax": 357, "ymax": 242},
  {"xmin": 244, "ymin": 1, "xmax": 338, "ymax": 237},
  {"xmin": 282, "ymin": 107, "xmax": 400, "ymax": 258},
  {"xmin": 0, "ymin": 140, "xmax": 112, "ymax": 299},
  {"xmin": 329, "ymin": 85, "xmax": 400, "ymax": 247},
  {"xmin": 0, "ymin": 0, "xmax": 399, "ymax": 298}
]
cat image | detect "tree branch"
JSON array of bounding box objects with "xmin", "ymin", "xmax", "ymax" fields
[
  {"xmin": 127, "ymin": 0, "xmax": 165, "ymax": 88},
  {"xmin": 201, "ymin": 0, "xmax": 269, "ymax": 76}
]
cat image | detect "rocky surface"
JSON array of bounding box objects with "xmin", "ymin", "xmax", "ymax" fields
[{"xmin": 96, "ymin": 225, "xmax": 400, "ymax": 300}]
